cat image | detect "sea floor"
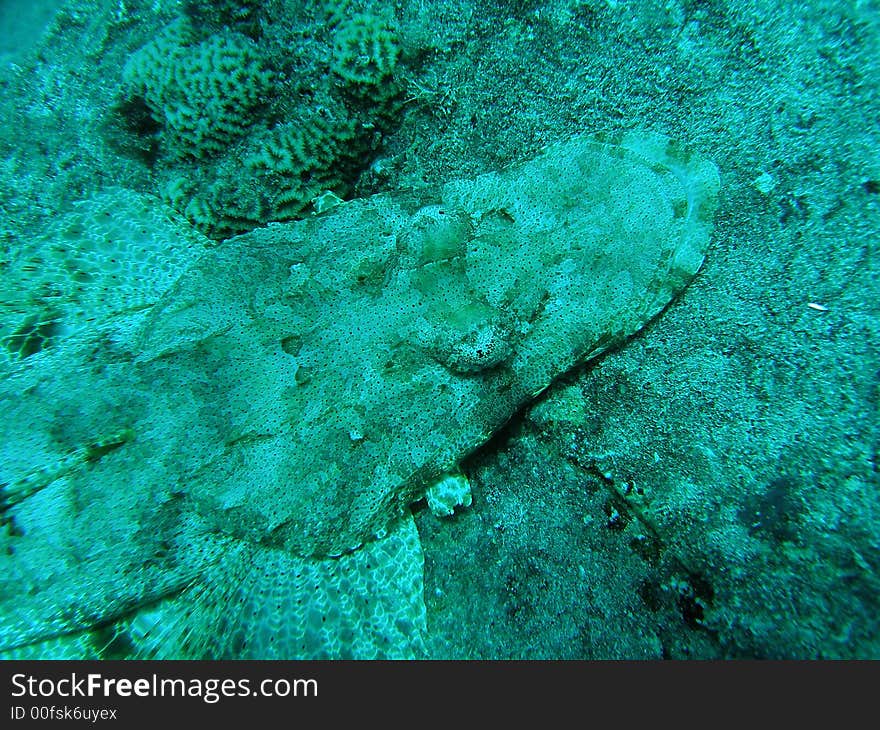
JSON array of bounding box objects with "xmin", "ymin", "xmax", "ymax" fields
[{"xmin": 0, "ymin": 0, "xmax": 877, "ymax": 659}]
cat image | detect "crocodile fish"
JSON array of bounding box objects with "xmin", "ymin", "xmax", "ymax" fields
[{"xmin": 0, "ymin": 132, "xmax": 718, "ymax": 658}]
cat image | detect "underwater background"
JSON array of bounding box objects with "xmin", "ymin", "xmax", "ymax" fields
[{"xmin": 0, "ymin": 0, "xmax": 877, "ymax": 659}]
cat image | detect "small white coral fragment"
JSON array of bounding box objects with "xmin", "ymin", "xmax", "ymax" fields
[
  {"xmin": 753, "ymin": 171, "xmax": 777, "ymax": 195},
  {"xmin": 426, "ymin": 473, "xmax": 473, "ymax": 517}
]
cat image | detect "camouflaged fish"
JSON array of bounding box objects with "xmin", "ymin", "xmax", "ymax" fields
[{"xmin": 0, "ymin": 132, "xmax": 719, "ymax": 658}]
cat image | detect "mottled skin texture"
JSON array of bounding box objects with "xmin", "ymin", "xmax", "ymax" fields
[{"xmin": 0, "ymin": 134, "xmax": 717, "ymax": 658}]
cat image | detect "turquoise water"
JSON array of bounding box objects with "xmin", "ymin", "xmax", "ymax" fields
[{"xmin": 0, "ymin": 0, "xmax": 877, "ymax": 659}]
